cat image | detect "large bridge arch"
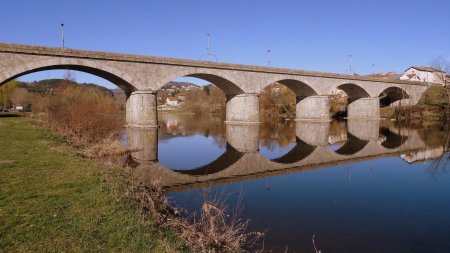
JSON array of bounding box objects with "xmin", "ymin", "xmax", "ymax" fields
[
  {"xmin": 153, "ymin": 69, "xmax": 258, "ymax": 124},
  {"xmin": 336, "ymin": 83, "xmax": 380, "ymax": 119},
  {"xmin": 379, "ymin": 87, "xmax": 410, "ymax": 107},
  {"xmin": 154, "ymin": 68, "xmax": 244, "ymax": 95},
  {"xmin": 260, "ymin": 78, "xmax": 329, "ymax": 121},
  {"xmin": 336, "ymin": 83, "xmax": 370, "ymax": 102},
  {"xmin": 0, "ymin": 58, "xmax": 137, "ymax": 95},
  {"xmin": 259, "ymin": 78, "xmax": 319, "ymax": 97}
]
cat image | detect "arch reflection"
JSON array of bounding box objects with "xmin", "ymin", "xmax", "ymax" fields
[
  {"xmin": 271, "ymin": 137, "xmax": 316, "ymax": 164},
  {"xmin": 173, "ymin": 145, "xmax": 243, "ymax": 175},
  {"xmin": 379, "ymin": 127, "xmax": 408, "ymax": 149},
  {"xmin": 124, "ymin": 116, "xmax": 444, "ymax": 191}
]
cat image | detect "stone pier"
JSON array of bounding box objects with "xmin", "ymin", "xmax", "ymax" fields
[
  {"xmin": 126, "ymin": 90, "xmax": 158, "ymax": 128},
  {"xmin": 295, "ymin": 95, "xmax": 330, "ymax": 122},
  {"xmin": 226, "ymin": 124, "xmax": 259, "ymax": 152},
  {"xmin": 225, "ymin": 93, "xmax": 260, "ymax": 124},
  {"xmin": 347, "ymin": 97, "xmax": 380, "ymax": 119}
]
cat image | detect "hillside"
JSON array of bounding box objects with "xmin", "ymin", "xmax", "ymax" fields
[{"xmin": 18, "ymin": 79, "xmax": 114, "ymax": 96}]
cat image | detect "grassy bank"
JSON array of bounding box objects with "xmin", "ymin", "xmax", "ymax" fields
[{"xmin": 0, "ymin": 116, "xmax": 188, "ymax": 252}]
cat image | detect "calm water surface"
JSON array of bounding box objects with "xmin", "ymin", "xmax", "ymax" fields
[{"xmin": 127, "ymin": 113, "xmax": 450, "ymax": 253}]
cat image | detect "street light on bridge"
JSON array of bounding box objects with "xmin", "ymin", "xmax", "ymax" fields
[{"xmin": 61, "ymin": 23, "xmax": 65, "ymax": 48}]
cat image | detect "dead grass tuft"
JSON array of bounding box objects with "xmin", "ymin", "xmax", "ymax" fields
[{"xmin": 130, "ymin": 182, "xmax": 265, "ymax": 253}]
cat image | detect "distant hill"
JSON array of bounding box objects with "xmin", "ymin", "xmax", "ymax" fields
[{"xmin": 18, "ymin": 79, "xmax": 114, "ymax": 96}]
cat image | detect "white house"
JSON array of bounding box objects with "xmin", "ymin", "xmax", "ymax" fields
[
  {"xmin": 166, "ymin": 96, "xmax": 179, "ymax": 106},
  {"xmin": 400, "ymin": 66, "xmax": 446, "ymax": 85}
]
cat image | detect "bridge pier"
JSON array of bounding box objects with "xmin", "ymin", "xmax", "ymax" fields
[
  {"xmin": 295, "ymin": 95, "xmax": 330, "ymax": 122},
  {"xmin": 347, "ymin": 97, "xmax": 380, "ymax": 119},
  {"xmin": 126, "ymin": 90, "xmax": 158, "ymax": 128},
  {"xmin": 126, "ymin": 127, "xmax": 158, "ymax": 162},
  {"xmin": 225, "ymin": 93, "xmax": 260, "ymax": 124},
  {"xmin": 296, "ymin": 121, "xmax": 330, "ymax": 146},
  {"xmin": 226, "ymin": 124, "xmax": 259, "ymax": 152}
]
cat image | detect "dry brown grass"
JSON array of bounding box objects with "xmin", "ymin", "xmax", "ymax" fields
[{"xmin": 130, "ymin": 182, "xmax": 264, "ymax": 253}]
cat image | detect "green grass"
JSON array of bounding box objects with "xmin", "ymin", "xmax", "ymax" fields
[{"xmin": 0, "ymin": 116, "xmax": 188, "ymax": 252}]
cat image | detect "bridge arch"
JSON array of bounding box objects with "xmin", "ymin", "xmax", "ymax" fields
[
  {"xmin": 155, "ymin": 69, "xmax": 244, "ymax": 95},
  {"xmin": 260, "ymin": 79, "xmax": 318, "ymax": 98},
  {"xmin": 336, "ymin": 83, "xmax": 370, "ymax": 102},
  {"xmin": 379, "ymin": 87, "xmax": 410, "ymax": 107},
  {"xmin": 335, "ymin": 83, "xmax": 380, "ymax": 119},
  {"xmin": 259, "ymin": 79, "xmax": 330, "ymax": 121},
  {"xmin": 0, "ymin": 58, "xmax": 136, "ymax": 95}
]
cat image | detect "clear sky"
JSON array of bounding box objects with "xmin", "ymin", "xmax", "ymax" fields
[{"xmin": 1, "ymin": 0, "xmax": 449, "ymax": 88}]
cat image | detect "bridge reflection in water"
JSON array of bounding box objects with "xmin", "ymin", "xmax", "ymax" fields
[{"xmin": 125, "ymin": 117, "xmax": 447, "ymax": 192}]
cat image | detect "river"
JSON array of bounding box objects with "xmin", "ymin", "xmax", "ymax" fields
[{"xmin": 125, "ymin": 113, "xmax": 450, "ymax": 252}]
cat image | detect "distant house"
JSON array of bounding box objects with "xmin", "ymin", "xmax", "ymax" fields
[
  {"xmin": 166, "ymin": 96, "xmax": 179, "ymax": 106},
  {"xmin": 400, "ymin": 66, "xmax": 447, "ymax": 85}
]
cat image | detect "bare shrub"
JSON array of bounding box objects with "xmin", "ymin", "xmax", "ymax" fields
[{"xmin": 44, "ymin": 84, "xmax": 123, "ymax": 146}]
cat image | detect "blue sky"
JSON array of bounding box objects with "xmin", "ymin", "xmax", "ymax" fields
[{"xmin": 1, "ymin": 0, "xmax": 449, "ymax": 88}]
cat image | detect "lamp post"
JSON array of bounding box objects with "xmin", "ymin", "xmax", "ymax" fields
[
  {"xmin": 267, "ymin": 49, "xmax": 271, "ymax": 66},
  {"xmin": 61, "ymin": 23, "xmax": 65, "ymax": 48}
]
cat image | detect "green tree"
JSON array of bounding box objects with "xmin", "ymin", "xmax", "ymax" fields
[{"xmin": 0, "ymin": 80, "xmax": 17, "ymax": 109}]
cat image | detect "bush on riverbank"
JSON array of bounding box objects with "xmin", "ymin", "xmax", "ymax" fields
[
  {"xmin": 27, "ymin": 83, "xmax": 126, "ymax": 157},
  {"xmin": 381, "ymin": 85, "xmax": 449, "ymax": 121}
]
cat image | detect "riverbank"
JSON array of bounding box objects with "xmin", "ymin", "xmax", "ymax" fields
[{"xmin": 0, "ymin": 116, "xmax": 188, "ymax": 252}]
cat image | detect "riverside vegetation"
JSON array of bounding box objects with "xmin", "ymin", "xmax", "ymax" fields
[{"xmin": 0, "ymin": 78, "xmax": 263, "ymax": 252}]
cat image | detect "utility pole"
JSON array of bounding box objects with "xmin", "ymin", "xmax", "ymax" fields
[
  {"xmin": 61, "ymin": 23, "xmax": 65, "ymax": 48},
  {"xmin": 200, "ymin": 33, "xmax": 217, "ymax": 61},
  {"xmin": 349, "ymin": 54, "xmax": 353, "ymax": 75},
  {"xmin": 206, "ymin": 33, "xmax": 211, "ymax": 60},
  {"xmin": 267, "ymin": 49, "xmax": 271, "ymax": 66}
]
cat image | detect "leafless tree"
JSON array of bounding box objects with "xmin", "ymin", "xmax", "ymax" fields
[{"xmin": 430, "ymin": 56, "xmax": 450, "ymax": 120}]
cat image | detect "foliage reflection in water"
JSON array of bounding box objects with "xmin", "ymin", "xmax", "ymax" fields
[{"xmin": 125, "ymin": 113, "xmax": 450, "ymax": 252}]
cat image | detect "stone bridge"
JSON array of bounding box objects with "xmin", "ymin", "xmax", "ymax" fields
[
  {"xmin": 126, "ymin": 120, "xmax": 443, "ymax": 191},
  {"xmin": 0, "ymin": 43, "xmax": 429, "ymax": 124}
]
